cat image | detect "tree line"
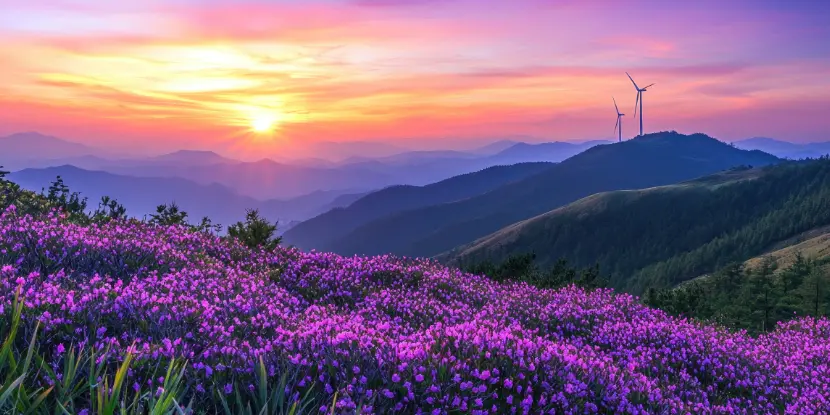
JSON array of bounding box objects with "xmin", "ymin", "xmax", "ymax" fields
[
  {"xmin": 644, "ymin": 253, "xmax": 830, "ymax": 334},
  {"xmin": 0, "ymin": 167, "xmax": 282, "ymax": 251}
]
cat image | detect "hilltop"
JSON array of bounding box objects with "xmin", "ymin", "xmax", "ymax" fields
[{"xmin": 325, "ymin": 131, "xmax": 780, "ymax": 258}]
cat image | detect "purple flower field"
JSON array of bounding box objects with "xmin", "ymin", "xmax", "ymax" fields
[{"xmin": 1, "ymin": 204, "xmax": 829, "ymax": 414}]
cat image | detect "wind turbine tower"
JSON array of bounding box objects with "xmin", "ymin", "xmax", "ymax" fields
[
  {"xmin": 613, "ymin": 97, "xmax": 624, "ymax": 142},
  {"xmin": 626, "ymin": 72, "xmax": 655, "ymax": 136}
]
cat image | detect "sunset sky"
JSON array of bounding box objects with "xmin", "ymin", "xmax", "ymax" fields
[{"xmin": 1, "ymin": 0, "xmax": 829, "ymax": 158}]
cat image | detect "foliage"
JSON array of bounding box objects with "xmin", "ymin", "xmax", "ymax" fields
[
  {"xmin": 461, "ymin": 253, "xmax": 608, "ymax": 290},
  {"xmin": 44, "ymin": 175, "xmax": 89, "ymax": 220},
  {"xmin": 644, "ymin": 252, "xmax": 830, "ymax": 334},
  {"xmin": 227, "ymin": 209, "xmax": 282, "ymax": 251},
  {"xmin": 0, "ymin": 293, "xmax": 346, "ymax": 414},
  {"xmin": 149, "ymin": 202, "xmax": 190, "ymax": 226},
  {"xmin": 91, "ymin": 196, "xmax": 128, "ymax": 223},
  {"xmin": 4, "ymin": 208, "xmax": 830, "ymax": 412},
  {"xmin": 4, "ymin": 154, "xmax": 830, "ymax": 412},
  {"xmin": 194, "ymin": 216, "xmax": 223, "ymax": 236}
]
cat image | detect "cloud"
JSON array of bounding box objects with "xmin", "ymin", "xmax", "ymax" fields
[
  {"xmin": 351, "ymin": 0, "xmax": 449, "ymax": 6},
  {"xmin": 1, "ymin": 0, "xmax": 830, "ymax": 153}
]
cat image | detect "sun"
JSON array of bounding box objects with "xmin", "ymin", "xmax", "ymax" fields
[{"xmin": 251, "ymin": 115, "xmax": 277, "ymax": 133}]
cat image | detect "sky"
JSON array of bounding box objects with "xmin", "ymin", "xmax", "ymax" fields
[{"xmin": 1, "ymin": 0, "xmax": 829, "ymax": 158}]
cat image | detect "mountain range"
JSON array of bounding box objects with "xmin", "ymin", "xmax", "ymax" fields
[
  {"xmin": 2, "ymin": 132, "xmax": 610, "ymax": 199},
  {"xmin": 283, "ymin": 162, "xmax": 556, "ymax": 249},
  {"xmin": 10, "ymin": 129, "xmax": 830, "ymax": 296},
  {"xmin": 308, "ymin": 132, "xmax": 780, "ymax": 258},
  {"xmin": 733, "ymin": 137, "xmax": 830, "ymax": 159},
  {"xmin": 8, "ymin": 166, "xmax": 366, "ymax": 229}
]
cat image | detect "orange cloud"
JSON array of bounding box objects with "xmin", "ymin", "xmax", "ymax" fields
[{"xmin": 1, "ymin": 0, "xmax": 830, "ymax": 156}]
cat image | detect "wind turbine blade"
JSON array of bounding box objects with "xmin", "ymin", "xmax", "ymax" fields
[
  {"xmin": 643, "ymin": 83, "xmax": 655, "ymax": 89},
  {"xmin": 626, "ymin": 72, "xmax": 640, "ymax": 89},
  {"xmin": 613, "ymin": 97, "xmax": 619, "ymax": 113},
  {"xmin": 633, "ymin": 92, "xmax": 640, "ymax": 119},
  {"xmin": 614, "ymin": 117, "xmax": 619, "ymax": 135}
]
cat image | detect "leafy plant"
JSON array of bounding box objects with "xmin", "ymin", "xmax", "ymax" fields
[
  {"xmin": 149, "ymin": 203, "xmax": 189, "ymax": 227},
  {"xmin": 227, "ymin": 209, "xmax": 281, "ymax": 251},
  {"xmin": 45, "ymin": 176, "xmax": 88, "ymax": 218},
  {"xmin": 91, "ymin": 196, "xmax": 128, "ymax": 223}
]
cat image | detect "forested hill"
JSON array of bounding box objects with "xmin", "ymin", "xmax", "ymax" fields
[
  {"xmin": 443, "ymin": 158, "xmax": 830, "ymax": 294},
  {"xmin": 327, "ymin": 131, "xmax": 780, "ymax": 258}
]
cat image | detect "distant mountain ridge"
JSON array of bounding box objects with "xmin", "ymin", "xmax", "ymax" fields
[
  {"xmin": 734, "ymin": 137, "xmax": 830, "ymax": 159},
  {"xmin": 8, "ymin": 166, "xmax": 362, "ymax": 229},
  {"xmin": 322, "ymin": 132, "xmax": 780, "ymax": 259},
  {"xmin": 3, "ymin": 132, "xmax": 610, "ymax": 199},
  {"xmin": 1, "ymin": 132, "xmax": 107, "ymax": 169},
  {"xmin": 148, "ymin": 150, "xmax": 238, "ymax": 165},
  {"xmin": 282, "ymin": 162, "xmax": 556, "ymax": 250}
]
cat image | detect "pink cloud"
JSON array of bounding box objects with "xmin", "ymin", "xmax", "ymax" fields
[{"xmin": 1, "ymin": 0, "xmax": 829, "ymax": 153}]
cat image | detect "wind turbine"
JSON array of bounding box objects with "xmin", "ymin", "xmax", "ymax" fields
[
  {"xmin": 613, "ymin": 97, "xmax": 624, "ymax": 142},
  {"xmin": 626, "ymin": 72, "xmax": 654, "ymax": 136}
]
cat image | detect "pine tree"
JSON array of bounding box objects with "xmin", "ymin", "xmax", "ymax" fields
[
  {"xmin": 743, "ymin": 256, "xmax": 779, "ymax": 332},
  {"xmin": 799, "ymin": 265, "xmax": 829, "ymax": 317},
  {"xmin": 227, "ymin": 209, "xmax": 281, "ymax": 251}
]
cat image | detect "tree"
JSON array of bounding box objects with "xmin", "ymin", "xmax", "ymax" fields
[
  {"xmin": 776, "ymin": 253, "xmax": 812, "ymax": 320},
  {"xmin": 462, "ymin": 254, "xmax": 607, "ymax": 291},
  {"xmin": 799, "ymin": 265, "xmax": 829, "ymax": 317},
  {"xmin": 45, "ymin": 176, "xmax": 88, "ymax": 217},
  {"xmin": 781, "ymin": 252, "xmax": 810, "ymax": 293},
  {"xmin": 742, "ymin": 256, "xmax": 779, "ymax": 332},
  {"xmin": 194, "ymin": 216, "xmax": 223, "ymax": 235},
  {"xmin": 91, "ymin": 196, "xmax": 127, "ymax": 222},
  {"xmin": 0, "ymin": 166, "xmax": 8, "ymax": 181},
  {"xmin": 227, "ymin": 209, "xmax": 281, "ymax": 251},
  {"xmin": 149, "ymin": 203, "xmax": 189, "ymax": 226},
  {"xmin": 576, "ymin": 263, "xmax": 609, "ymax": 289}
]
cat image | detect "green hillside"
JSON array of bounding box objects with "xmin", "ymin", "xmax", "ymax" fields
[
  {"xmin": 444, "ymin": 158, "xmax": 830, "ymax": 294},
  {"xmin": 742, "ymin": 226, "xmax": 830, "ymax": 271},
  {"xmin": 644, "ymin": 249, "xmax": 830, "ymax": 334},
  {"xmin": 328, "ymin": 131, "xmax": 779, "ymax": 258}
]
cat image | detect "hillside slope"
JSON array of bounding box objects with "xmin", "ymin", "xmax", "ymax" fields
[
  {"xmin": 444, "ymin": 159, "xmax": 830, "ymax": 294},
  {"xmin": 743, "ymin": 226, "xmax": 830, "ymax": 271},
  {"xmin": 328, "ymin": 132, "xmax": 780, "ymax": 258},
  {"xmin": 283, "ymin": 162, "xmax": 555, "ymax": 250},
  {"xmin": 1, "ymin": 200, "xmax": 828, "ymax": 412}
]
